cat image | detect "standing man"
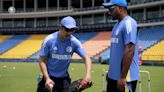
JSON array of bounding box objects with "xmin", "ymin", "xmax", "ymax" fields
[
  {"xmin": 37, "ymin": 16, "xmax": 92, "ymax": 92},
  {"xmin": 103, "ymin": 0, "xmax": 139, "ymax": 92}
]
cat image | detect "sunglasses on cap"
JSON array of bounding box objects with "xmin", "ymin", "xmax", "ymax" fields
[
  {"xmin": 108, "ymin": 5, "xmax": 118, "ymax": 12},
  {"xmin": 63, "ymin": 26, "xmax": 76, "ymax": 32}
]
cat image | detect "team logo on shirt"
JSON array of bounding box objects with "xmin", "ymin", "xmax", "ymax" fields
[
  {"xmin": 66, "ymin": 46, "xmax": 72, "ymax": 53},
  {"xmin": 52, "ymin": 46, "xmax": 57, "ymax": 53}
]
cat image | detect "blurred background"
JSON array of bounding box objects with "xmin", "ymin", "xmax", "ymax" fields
[{"xmin": 0, "ymin": 0, "xmax": 164, "ymax": 92}]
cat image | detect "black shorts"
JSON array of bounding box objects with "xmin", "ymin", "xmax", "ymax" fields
[
  {"xmin": 37, "ymin": 76, "xmax": 71, "ymax": 92},
  {"xmin": 107, "ymin": 77, "xmax": 137, "ymax": 92}
]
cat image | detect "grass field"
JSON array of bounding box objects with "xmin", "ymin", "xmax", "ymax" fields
[{"xmin": 0, "ymin": 62, "xmax": 164, "ymax": 92}]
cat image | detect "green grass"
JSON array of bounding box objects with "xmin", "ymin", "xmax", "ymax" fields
[{"xmin": 0, "ymin": 62, "xmax": 164, "ymax": 92}]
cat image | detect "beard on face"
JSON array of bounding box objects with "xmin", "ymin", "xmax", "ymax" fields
[
  {"xmin": 111, "ymin": 12, "xmax": 120, "ymax": 20},
  {"xmin": 112, "ymin": 15, "xmax": 117, "ymax": 20}
]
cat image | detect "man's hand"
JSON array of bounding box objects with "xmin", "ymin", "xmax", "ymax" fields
[
  {"xmin": 117, "ymin": 78, "xmax": 126, "ymax": 91},
  {"xmin": 45, "ymin": 78, "xmax": 54, "ymax": 92},
  {"xmin": 80, "ymin": 79, "xmax": 90, "ymax": 89}
]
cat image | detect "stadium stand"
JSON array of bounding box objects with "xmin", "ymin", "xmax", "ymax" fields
[
  {"xmin": 93, "ymin": 47, "xmax": 110, "ymax": 60},
  {"xmin": 72, "ymin": 31, "xmax": 111, "ymax": 59},
  {"xmin": 0, "ymin": 35, "xmax": 11, "ymax": 43},
  {"xmin": 0, "ymin": 35, "xmax": 30, "ymax": 54},
  {"xmin": 0, "ymin": 35, "xmax": 47, "ymax": 59},
  {"xmin": 139, "ymin": 27, "xmax": 164, "ymax": 50},
  {"xmin": 73, "ymin": 32, "xmax": 99, "ymax": 43},
  {"xmin": 142, "ymin": 40, "xmax": 164, "ymax": 61},
  {"xmin": 0, "ymin": 0, "xmax": 164, "ymax": 64}
]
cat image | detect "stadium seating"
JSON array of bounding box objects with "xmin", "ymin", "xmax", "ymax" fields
[
  {"xmin": 0, "ymin": 35, "xmax": 11, "ymax": 43},
  {"xmin": 73, "ymin": 32, "xmax": 99, "ymax": 43},
  {"xmin": 72, "ymin": 31, "xmax": 111, "ymax": 59},
  {"xmin": 1, "ymin": 27, "xmax": 164, "ymax": 62},
  {"xmin": 0, "ymin": 35, "xmax": 47, "ymax": 59},
  {"xmin": 0, "ymin": 35, "xmax": 30, "ymax": 54},
  {"xmin": 142, "ymin": 40, "xmax": 164, "ymax": 61},
  {"xmin": 139, "ymin": 27, "xmax": 164, "ymax": 50},
  {"xmin": 93, "ymin": 48, "xmax": 110, "ymax": 60}
]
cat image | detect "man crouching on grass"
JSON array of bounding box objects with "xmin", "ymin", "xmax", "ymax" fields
[{"xmin": 37, "ymin": 16, "xmax": 92, "ymax": 92}]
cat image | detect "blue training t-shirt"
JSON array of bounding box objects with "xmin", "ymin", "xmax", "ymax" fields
[
  {"xmin": 39, "ymin": 31, "xmax": 86, "ymax": 77},
  {"xmin": 108, "ymin": 16, "xmax": 139, "ymax": 82}
]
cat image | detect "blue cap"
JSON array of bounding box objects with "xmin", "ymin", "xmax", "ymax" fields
[
  {"xmin": 103, "ymin": 0, "xmax": 128, "ymax": 8},
  {"xmin": 60, "ymin": 16, "xmax": 77, "ymax": 29}
]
